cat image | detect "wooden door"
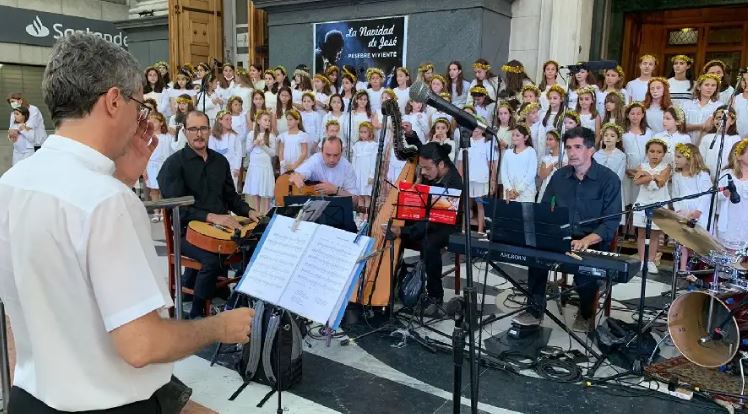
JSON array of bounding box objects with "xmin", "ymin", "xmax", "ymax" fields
[
  {"xmin": 622, "ymin": 5, "xmax": 748, "ymax": 81},
  {"xmin": 168, "ymin": 0, "xmax": 223, "ymax": 75},
  {"xmin": 247, "ymin": 1, "xmax": 268, "ymax": 69}
]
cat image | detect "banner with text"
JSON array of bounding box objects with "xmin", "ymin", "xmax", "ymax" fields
[{"xmin": 313, "ymin": 16, "xmax": 407, "ymax": 78}]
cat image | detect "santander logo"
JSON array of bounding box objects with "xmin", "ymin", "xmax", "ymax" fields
[{"xmin": 26, "ymin": 16, "xmax": 50, "ymax": 38}]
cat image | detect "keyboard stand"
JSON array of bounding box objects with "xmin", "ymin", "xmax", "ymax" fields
[{"xmin": 483, "ymin": 258, "xmax": 602, "ymax": 360}]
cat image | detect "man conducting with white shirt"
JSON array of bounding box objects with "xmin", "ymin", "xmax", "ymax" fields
[
  {"xmin": 0, "ymin": 33, "xmax": 253, "ymax": 413},
  {"xmin": 289, "ymin": 135, "xmax": 358, "ymax": 198}
]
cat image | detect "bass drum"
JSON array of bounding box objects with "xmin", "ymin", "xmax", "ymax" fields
[{"xmin": 668, "ymin": 290, "xmax": 748, "ymax": 368}]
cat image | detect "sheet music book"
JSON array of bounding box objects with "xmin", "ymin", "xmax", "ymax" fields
[{"xmin": 236, "ymin": 214, "xmax": 373, "ymax": 329}]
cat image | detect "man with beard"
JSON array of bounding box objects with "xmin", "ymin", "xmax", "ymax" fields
[{"xmin": 158, "ymin": 110, "xmax": 259, "ymax": 319}]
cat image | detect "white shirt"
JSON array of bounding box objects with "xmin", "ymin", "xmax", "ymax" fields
[
  {"xmin": 500, "ymin": 146, "xmax": 538, "ymax": 202},
  {"xmin": 8, "ymin": 104, "xmax": 47, "ymax": 147},
  {"xmin": 209, "ymin": 132, "xmax": 243, "ymax": 171},
  {"xmin": 625, "ymin": 78, "xmax": 649, "ymax": 103},
  {"xmin": 295, "ymin": 152, "xmax": 358, "ymax": 195},
  {"xmin": 394, "ymin": 86, "xmax": 410, "ymax": 114},
  {"xmin": 668, "ymin": 78, "xmax": 693, "ymax": 109},
  {"xmin": 699, "ymin": 133, "xmax": 741, "ymax": 180},
  {"xmin": 681, "ymin": 99, "xmax": 722, "ymax": 145},
  {"xmin": 735, "ymin": 94, "xmax": 748, "ymax": 138},
  {"xmin": 0, "ymin": 135, "xmax": 172, "ymax": 410},
  {"xmin": 367, "ymin": 88, "xmax": 385, "ymax": 114}
]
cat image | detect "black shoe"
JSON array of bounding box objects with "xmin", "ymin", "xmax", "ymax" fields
[{"xmin": 422, "ymin": 298, "xmax": 445, "ymax": 318}]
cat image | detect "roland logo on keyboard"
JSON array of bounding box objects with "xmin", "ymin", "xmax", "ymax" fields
[{"xmin": 498, "ymin": 251, "xmax": 526, "ymax": 262}]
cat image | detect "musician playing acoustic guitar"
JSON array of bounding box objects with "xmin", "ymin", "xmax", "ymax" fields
[
  {"xmin": 158, "ymin": 110, "xmax": 259, "ymax": 319},
  {"xmin": 289, "ymin": 135, "xmax": 358, "ymax": 199}
]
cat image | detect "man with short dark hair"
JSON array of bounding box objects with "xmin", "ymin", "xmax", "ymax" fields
[
  {"xmin": 158, "ymin": 110, "xmax": 258, "ymax": 319},
  {"xmin": 0, "ymin": 33, "xmax": 253, "ymax": 413},
  {"xmin": 513, "ymin": 126, "xmax": 622, "ymax": 332}
]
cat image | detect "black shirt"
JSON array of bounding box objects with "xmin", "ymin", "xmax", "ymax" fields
[
  {"xmin": 541, "ymin": 159, "xmax": 621, "ymax": 243},
  {"xmin": 158, "ymin": 146, "xmax": 250, "ymax": 233}
]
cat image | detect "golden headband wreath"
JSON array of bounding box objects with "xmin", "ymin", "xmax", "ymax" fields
[
  {"xmin": 501, "ymin": 63, "xmax": 524, "ymax": 74},
  {"xmin": 227, "ymin": 95, "xmax": 243, "ymax": 105},
  {"xmin": 521, "ymin": 84, "xmax": 541, "ymax": 96},
  {"xmin": 325, "ymin": 65, "xmax": 339, "ymax": 75},
  {"xmin": 433, "ymin": 117, "xmax": 451, "ymax": 127},
  {"xmin": 274, "ymin": 65, "xmax": 287, "ymax": 75},
  {"xmin": 314, "ymin": 73, "xmax": 331, "ymax": 85},
  {"xmin": 462, "ymin": 104, "xmax": 475, "ymax": 112},
  {"xmin": 358, "ymin": 120, "xmax": 374, "ymax": 131},
  {"xmin": 606, "ymin": 90, "xmax": 626, "ymax": 103},
  {"xmin": 601, "ymin": 122, "xmax": 624, "ymax": 137},
  {"xmin": 285, "ymin": 108, "xmax": 301, "ymax": 120},
  {"xmin": 253, "ymin": 109, "xmax": 272, "ymax": 121},
  {"xmin": 439, "ymin": 91, "xmax": 451, "ymax": 100},
  {"xmin": 215, "ymin": 110, "xmax": 231, "ymax": 120},
  {"xmin": 301, "ymin": 91, "xmax": 316, "ymax": 101},
  {"xmin": 546, "ymin": 129, "xmax": 561, "ymax": 140},
  {"xmin": 294, "ymin": 68, "xmax": 310, "ymax": 78},
  {"xmin": 646, "ymin": 137, "xmax": 668, "ymax": 151},
  {"xmin": 325, "ymin": 119, "xmax": 340, "ymax": 128},
  {"xmin": 519, "ymin": 102, "xmax": 541, "ymax": 118},
  {"xmin": 575, "ymin": 85, "xmax": 596, "ymax": 96},
  {"xmin": 366, "ymin": 67, "xmax": 384, "ymax": 81},
  {"xmin": 697, "ymin": 73, "xmax": 722, "ymax": 85},
  {"xmin": 342, "ymin": 69, "xmax": 358, "ymax": 83},
  {"xmin": 236, "ymin": 68, "xmax": 249, "ymax": 76},
  {"xmin": 564, "ymin": 110, "xmax": 581, "ymax": 123},
  {"xmin": 671, "ymin": 55, "xmax": 693, "ymax": 64},
  {"xmin": 418, "ymin": 63, "xmax": 434, "ymax": 73},
  {"xmin": 497, "ymin": 101, "xmax": 513, "ymax": 111},
  {"xmin": 154, "ymin": 60, "xmax": 168, "ymax": 68},
  {"xmin": 397, "ymin": 66, "xmax": 410, "ymax": 76},
  {"xmin": 675, "ymin": 143, "xmax": 693, "ymax": 159},
  {"xmin": 263, "ymin": 69, "xmax": 275, "ymax": 77},
  {"xmin": 648, "ymin": 76, "xmax": 669, "ymax": 87},
  {"xmin": 472, "ymin": 61, "xmax": 491, "ymax": 71},
  {"xmin": 626, "ymin": 101, "xmax": 646, "ymax": 111},
  {"xmin": 430, "ymin": 74, "xmax": 447, "ymax": 85},
  {"xmin": 469, "ymin": 86, "xmax": 488, "ymax": 96},
  {"xmin": 548, "ymin": 84, "xmax": 566, "ymax": 97},
  {"xmin": 543, "ymin": 60, "xmax": 559, "ymax": 69},
  {"xmin": 703, "ymin": 59, "xmax": 726, "ymax": 73},
  {"xmin": 383, "ymin": 88, "xmax": 397, "ymax": 101},
  {"xmin": 735, "ymin": 138, "xmax": 748, "ymax": 157},
  {"xmin": 176, "ymin": 96, "xmax": 193, "ymax": 104},
  {"xmin": 639, "ymin": 54, "xmax": 658, "ymax": 64},
  {"xmin": 609, "ymin": 65, "xmax": 625, "ymax": 78},
  {"xmin": 671, "ymin": 106, "xmax": 685, "ymax": 124}
]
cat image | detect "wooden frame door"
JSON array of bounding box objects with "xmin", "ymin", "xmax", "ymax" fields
[
  {"xmin": 622, "ymin": 5, "xmax": 748, "ymax": 81},
  {"xmin": 168, "ymin": 0, "xmax": 223, "ymax": 74},
  {"xmin": 247, "ymin": 1, "xmax": 268, "ymax": 69}
]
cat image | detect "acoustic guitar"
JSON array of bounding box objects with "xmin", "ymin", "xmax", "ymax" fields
[
  {"xmin": 186, "ymin": 217, "xmax": 259, "ymax": 255},
  {"xmin": 274, "ymin": 173, "xmax": 321, "ymax": 207}
]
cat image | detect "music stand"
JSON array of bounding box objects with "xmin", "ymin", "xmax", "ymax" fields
[{"xmin": 283, "ymin": 196, "xmax": 357, "ymax": 232}]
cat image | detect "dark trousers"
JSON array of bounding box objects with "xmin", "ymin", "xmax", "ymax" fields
[
  {"xmin": 9, "ymin": 386, "xmax": 161, "ymax": 414},
  {"xmin": 526, "ymin": 240, "xmax": 610, "ymax": 320},
  {"xmin": 180, "ymin": 237, "xmax": 226, "ymax": 317},
  {"xmin": 400, "ymin": 221, "xmax": 455, "ymax": 302}
]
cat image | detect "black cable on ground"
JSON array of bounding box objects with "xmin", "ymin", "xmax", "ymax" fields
[{"xmin": 536, "ymin": 357, "xmax": 582, "ymax": 383}]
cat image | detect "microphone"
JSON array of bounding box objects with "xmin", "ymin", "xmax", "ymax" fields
[
  {"xmin": 726, "ymin": 174, "xmax": 741, "ymax": 204},
  {"xmin": 561, "ymin": 60, "xmax": 618, "ymax": 72},
  {"xmin": 409, "ymin": 81, "xmax": 498, "ymax": 136}
]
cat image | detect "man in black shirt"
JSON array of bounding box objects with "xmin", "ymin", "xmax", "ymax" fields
[
  {"xmin": 513, "ymin": 127, "xmax": 621, "ymax": 332},
  {"xmin": 390, "ymin": 142, "xmax": 462, "ymax": 317},
  {"xmin": 158, "ymin": 111, "xmax": 258, "ymax": 318}
]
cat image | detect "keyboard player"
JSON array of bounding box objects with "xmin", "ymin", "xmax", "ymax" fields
[{"xmin": 512, "ymin": 127, "xmax": 622, "ymax": 333}]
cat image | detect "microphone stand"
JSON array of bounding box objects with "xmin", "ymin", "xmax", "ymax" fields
[
  {"xmin": 346, "ymin": 94, "xmax": 354, "ymax": 162},
  {"xmin": 457, "ymin": 125, "xmax": 479, "ymax": 414},
  {"xmin": 706, "ymin": 72, "xmax": 742, "ymax": 231}
]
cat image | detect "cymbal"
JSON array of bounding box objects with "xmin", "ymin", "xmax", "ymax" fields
[{"xmin": 652, "ymin": 208, "xmax": 725, "ymax": 258}]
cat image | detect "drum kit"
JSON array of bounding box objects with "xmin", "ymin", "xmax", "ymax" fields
[{"xmin": 649, "ymin": 208, "xmax": 748, "ymax": 369}]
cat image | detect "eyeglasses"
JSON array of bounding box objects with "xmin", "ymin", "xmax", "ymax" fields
[
  {"xmin": 96, "ymin": 90, "xmax": 151, "ymax": 121},
  {"xmin": 126, "ymin": 95, "xmax": 151, "ymax": 122},
  {"xmin": 185, "ymin": 126, "xmax": 211, "ymax": 134}
]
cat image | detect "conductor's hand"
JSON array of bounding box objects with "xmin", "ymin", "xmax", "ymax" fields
[
  {"xmin": 207, "ymin": 213, "xmax": 242, "ymax": 231},
  {"xmin": 216, "ymin": 308, "xmax": 255, "ymax": 344}
]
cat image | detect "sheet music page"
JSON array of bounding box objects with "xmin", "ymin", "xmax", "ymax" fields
[
  {"xmin": 279, "ymin": 225, "xmax": 369, "ymax": 325},
  {"xmin": 236, "ymin": 215, "xmax": 317, "ymax": 303}
]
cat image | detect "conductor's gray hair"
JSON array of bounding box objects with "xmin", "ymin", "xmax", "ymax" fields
[{"xmin": 42, "ymin": 33, "xmax": 142, "ymax": 127}]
